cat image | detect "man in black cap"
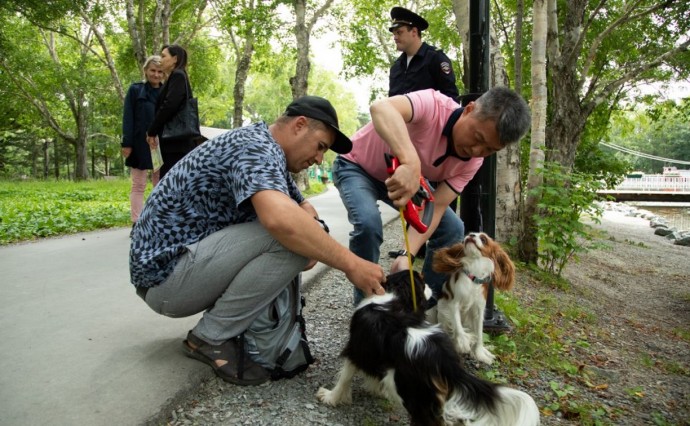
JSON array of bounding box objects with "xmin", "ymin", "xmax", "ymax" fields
[
  {"xmin": 129, "ymin": 95, "xmax": 386, "ymax": 386},
  {"xmin": 388, "ymin": 6, "xmax": 459, "ymax": 101}
]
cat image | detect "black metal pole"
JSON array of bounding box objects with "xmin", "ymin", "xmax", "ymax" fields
[{"xmin": 462, "ymin": 0, "xmax": 510, "ymax": 333}]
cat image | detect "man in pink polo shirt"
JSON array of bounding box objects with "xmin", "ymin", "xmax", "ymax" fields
[{"xmin": 332, "ymin": 87, "xmax": 530, "ymax": 305}]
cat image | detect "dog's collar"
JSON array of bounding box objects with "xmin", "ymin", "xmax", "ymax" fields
[{"xmin": 464, "ymin": 270, "xmax": 491, "ymax": 285}]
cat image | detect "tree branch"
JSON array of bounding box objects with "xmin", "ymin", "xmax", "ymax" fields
[
  {"xmin": 585, "ymin": 38, "xmax": 690, "ymax": 111},
  {"xmin": 78, "ymin": 10, "xmax": 125, "ymax": 102},
  {"xmin": 491, "ymin": 0, "xmax": 513, "ymax": 55},
  {"xmin": 0, "ymin": 59, "xmax": 74, "ymax": 142},
  {"xmin": 581, "ymin": 0, "xmax": 663, "ymax": 80},
  {"xmin": 308, "ymin": 0, "xmax": 335, "ymax": 33}
]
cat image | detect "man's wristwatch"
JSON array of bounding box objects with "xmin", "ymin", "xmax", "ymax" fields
[
  {"xmin": 388, "ymin": 249, "xmax": 414, "ymax": 261},
  {"xmin": 314, "ymin": 217, "xmax": 330, "ymax": 233}
]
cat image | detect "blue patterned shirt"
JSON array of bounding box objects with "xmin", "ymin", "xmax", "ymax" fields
[{"xmin": 129, "ymin": 122, "xmax": 304, "ymax": 288}]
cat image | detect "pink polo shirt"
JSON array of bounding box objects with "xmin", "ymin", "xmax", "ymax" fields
[{"xmin": 341, "ymin": 89, "xmax": 483, "ymax": 193}]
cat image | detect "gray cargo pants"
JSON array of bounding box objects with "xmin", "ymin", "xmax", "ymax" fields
[{"xmin": 141, "ymin": 221, "xmax": 308, "ymax": 345}]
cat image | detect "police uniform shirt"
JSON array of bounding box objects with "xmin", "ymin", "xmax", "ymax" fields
[{"xmin": 389, "ymin": 42, "xmax": 459, "ymax": 102}]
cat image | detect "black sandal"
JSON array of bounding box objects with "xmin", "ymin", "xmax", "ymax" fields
[{"xmin": 183, "ymin": 331, "xmax": 269, "ymax": 386}]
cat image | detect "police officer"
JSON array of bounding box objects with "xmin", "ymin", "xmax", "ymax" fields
[{"xmin": 388, "ymin": 7, "xmax": 459, "ymax": 102}]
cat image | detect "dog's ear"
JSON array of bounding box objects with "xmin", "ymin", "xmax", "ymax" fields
[
  {"xmin": 491, "ymin": 245, "xmax": 515, "ymax": 291},
  {"xmin": 432, "ymin": 242, "xmax": 465, "ymax": 273}
]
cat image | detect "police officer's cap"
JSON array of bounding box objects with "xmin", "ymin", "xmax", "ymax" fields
[{"xmin": 388, "ymin": 7, "xmax": 429, "ymax": 32}]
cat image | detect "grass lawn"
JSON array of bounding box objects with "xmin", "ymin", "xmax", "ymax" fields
[
  {"xmin": 0, "ymin": 178, "xmax": 327, "ymax": 246},
  {"xmin": 0, "ymin": 179, "xmax": 133, "ymax": 245}
]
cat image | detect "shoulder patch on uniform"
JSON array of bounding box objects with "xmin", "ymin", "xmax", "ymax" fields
[{"xmin": 440, "ymin": 62, "xmax": 451, "ymax": 74}]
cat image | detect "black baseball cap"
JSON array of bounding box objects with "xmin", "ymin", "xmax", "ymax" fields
[
  {"xmin": 284, "ymin": 96, "xmax": 352, "ymax": 154},
  {"xmin": 389, "ymin": 7, "xmax": 429, "ymax": 32}
]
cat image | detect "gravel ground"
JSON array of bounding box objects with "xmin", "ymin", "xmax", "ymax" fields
[{"xmin": 153, "ymin": 203, "xmax": 689, "ymax": 426}]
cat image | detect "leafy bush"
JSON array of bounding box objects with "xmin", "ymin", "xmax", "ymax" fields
[{"xmin": 530, "ymin": 162, "xmax": 607, "ymax": 276}]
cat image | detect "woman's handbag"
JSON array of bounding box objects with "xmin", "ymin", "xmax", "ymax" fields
[{"xmin": 160, "ymin": 75, "xmax": 201, "ymax": 142}]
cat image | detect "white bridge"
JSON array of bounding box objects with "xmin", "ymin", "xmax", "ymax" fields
[{"xmin": 598, "ymin": 175, "xmax": 690, "ymax": 201}]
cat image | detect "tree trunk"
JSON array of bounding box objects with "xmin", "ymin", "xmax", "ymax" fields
[
  {"xmin": 75, "ymin": 112, "xmax": 89, "ymax": 180},
  {"xmin": 519, "ymin": 0, "xmax": 548, "ymax": 264},
  {"xmin": 31, "ymin": 140, "xmax": 38, "ymax": 177},
  {"xmin": 544, "ymin": 0, "xmax": 586, "ymax": 170},
  {"xmin": 450, "ymin": 0, "xmax": 470, "ymax": 90},
  {"xmin": 290, "ymin": 0, "xmax": 312, "ymax": 191},
  {"xmin": 233, "ymin": 39, "xmax": 254, "ymax": 128},
  {"xmin": 53, "ymin": 139, "xmax": 60, "ymax": 180},
  {"xmin": 493, "ymin": 0, "xmax": 526, "ymax": 244},
  {"xmin": 43, "ymin": 139, "xmax": 50, "ymax": 179},
  {"xmin": 290, "ymin": 0, "xmax": 310, "ymax": 100},
  {"xmin": 545, "ymin": 69, "xmax": 587, "ymax": 169},
  {"xmin": 513, "ymin": 0, "xmax": 524, "ymax": 93},
  {"xmin": 489, "ymin": 22, "xmax": 520, "ymax": 243}
]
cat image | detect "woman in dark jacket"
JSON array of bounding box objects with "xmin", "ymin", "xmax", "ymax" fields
[
  {"xmin": 122, "ymin": 55, "xmax": 164, "ymax": 223},
  {"xmin": 146, "ymin": 44, "xmax": 196, "ymax": 179}
]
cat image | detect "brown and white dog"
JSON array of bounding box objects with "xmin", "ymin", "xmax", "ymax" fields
[
  {"xmin": 316, "ymin": 270, "xmax": 539, "ymax": 426},
  {"xmin": 433, "ymin": 232, "xmax": 515, "ymax": 365}
]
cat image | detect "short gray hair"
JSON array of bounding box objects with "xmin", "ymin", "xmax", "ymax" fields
[{"xmin": 474, "ymin": 86, "xmax": 531, "ymax": 146}]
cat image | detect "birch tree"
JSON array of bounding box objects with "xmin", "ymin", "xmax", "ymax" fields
[
  {"xmin": 288, "ymin": 0, "xmax": 337, "ymax": 99},
  {"xmin": 285, "ymin": 0, "xmax": 338, "ymax": 190},
  {"xmin": 214, "ymin": 0, "xmax": 279, "ymax": 127},
  {"xmin": 125, "ymin": 0, "xmax": 209, "ymax": 71},
  {"xmin": 519, "ymin": 0, "xmax": 547, "ymax": 263}
]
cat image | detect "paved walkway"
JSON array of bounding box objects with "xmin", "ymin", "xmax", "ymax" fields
[{"xmin": 0, "ymin": 185, "xmax": 397, "ymax": 426}]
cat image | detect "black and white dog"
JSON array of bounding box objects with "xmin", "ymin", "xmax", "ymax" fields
[{"xmin": 316, "ymin": 270, "xmax": 540, "ymax": 426}]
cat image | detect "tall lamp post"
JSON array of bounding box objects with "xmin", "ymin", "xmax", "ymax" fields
[{"xmin": 460, "ymin": 0, "xmax": 511, "ymax": 333}]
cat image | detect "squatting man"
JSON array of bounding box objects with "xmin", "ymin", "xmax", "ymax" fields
[{"xmin": 129, "ymin": 96, "xmax": 386, "ymax": 385}]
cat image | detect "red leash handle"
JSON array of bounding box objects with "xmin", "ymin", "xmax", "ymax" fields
[{"xmin": 384, "ymin": 153, "xmax": 435, "ymax": 233}]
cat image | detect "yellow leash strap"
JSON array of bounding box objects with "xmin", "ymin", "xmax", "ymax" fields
[{"xmin": 399, "ymin": 207, "xmax": 417, "ymax": 312}]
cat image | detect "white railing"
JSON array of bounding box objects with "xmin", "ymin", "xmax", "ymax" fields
[{"xmin": 616, "ymin": 176, "xmax": 690, "ymax": 192}]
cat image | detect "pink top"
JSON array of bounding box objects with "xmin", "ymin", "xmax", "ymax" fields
[{"xmin": 341, "ymin": 89, "xmax": 483, "ymax": 193}]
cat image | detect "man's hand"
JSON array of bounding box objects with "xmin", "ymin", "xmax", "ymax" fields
[
  {"xmin": 385, "ymin": 163, "xmax": 420, "ymax": 207},
  {"xmin": 370, "ymin": 96, "xmax": 421, "ymax": 207},
  {"xmin": 345, "ymin": 259, "xmax": 387, "ymax": 297},
  {"xmin": 389, "ymin": 255, "xmax": 411, "ymax": 274},
  {"xmin": 253, "ymin": 191, "xmax": 386, "ymax": 297}
]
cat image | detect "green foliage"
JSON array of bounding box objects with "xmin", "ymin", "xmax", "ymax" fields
[
  {"xmin": 3, "ymin": 0, "xmax": 688, "ymax": 184},
  {"xmin": 338, "ymin": 0, "xmax": 464, "ymax": 94},
  {"xmin": 575, "ymin": 103, "xmax": 631, "ymax": 189},
  {"xmin": 0, "ymin": 179, "xmax": 132, "ymax": 245},
  {"xmin": 650, "ymin": 411, "xmax": 673, "ymax": 426},
  {"xmin": 0, "ymin": 0, "xmax": 87, "ymax": 22},
  {"xmin": 302, "ymin": 180, "xmax": 326, "ymax": 197},
  {"xmin": 338, "ymin": 0, "xmax": 391, "ymax": 80},
  {"xmin": 529, "ymin": 161, "xmax": 606, "ymax": 277},
  {"xmin": 607, "ymin": 99, "xmax": 690, "ymax": 173}
]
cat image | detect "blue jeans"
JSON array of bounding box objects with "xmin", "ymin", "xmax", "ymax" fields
[{"xmin": 332, "ymin": 156, "xmax": 465, "ymax": 305}]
